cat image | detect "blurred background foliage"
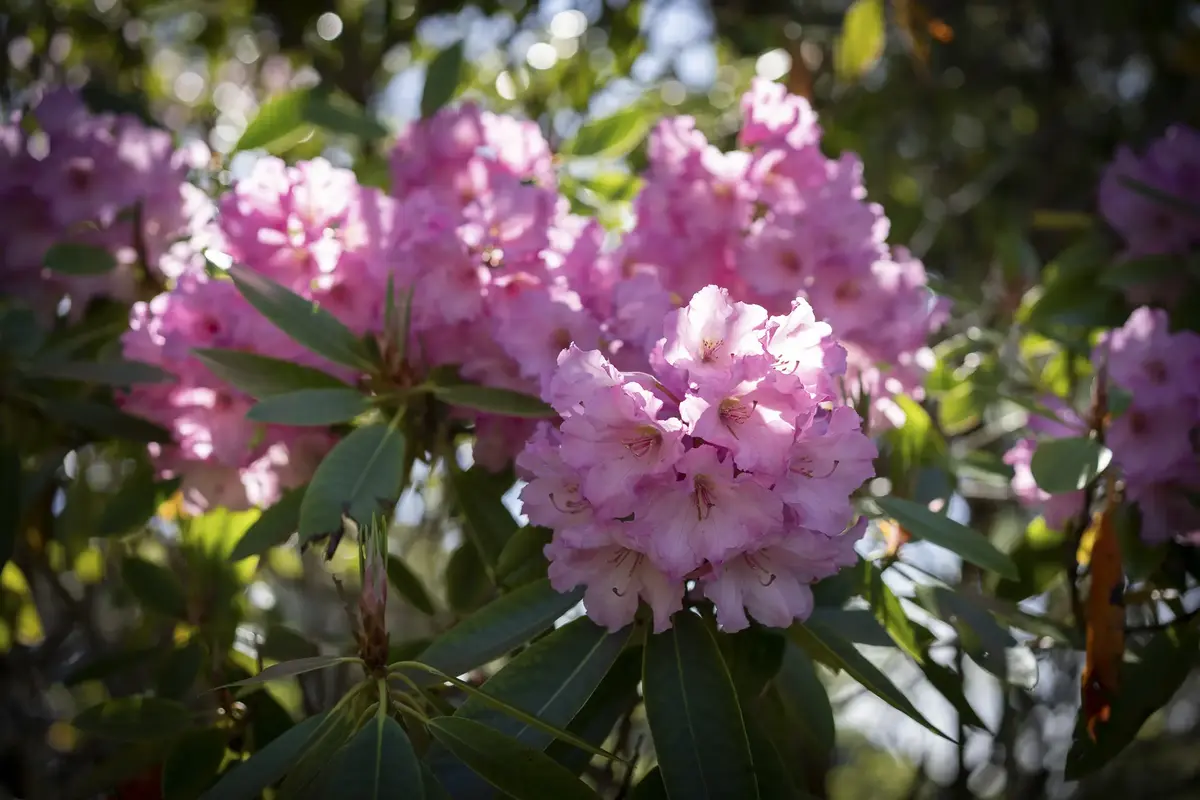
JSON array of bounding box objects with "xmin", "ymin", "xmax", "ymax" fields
[{"xmin": 3, "ymin": 1, "xmax": 1200, "ymax": 799}]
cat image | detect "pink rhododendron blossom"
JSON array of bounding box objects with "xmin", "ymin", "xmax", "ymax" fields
[{"xmin": 523, "ymin": 287, "xmax": 876, "ymax": 632}]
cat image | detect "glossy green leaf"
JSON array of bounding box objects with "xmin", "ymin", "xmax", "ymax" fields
[
  {"xmin": 229, "ymin": 486, "xmax": 306, "ymax": 561},
  {"xmin": 332, "ymin": 714, "xmax": 423, "ymax": 800},
  {"xmin": 875, "ymin": 496, "xmax": 1019, "ymax": 579},
  {"xmin": 858, "ymin": 563, "xmax": 928, "ymax": 662},
  {"xmin": 433, "ymin": 383, "xmax": 556, "ymax": 419},
  {"xmin": 421, "ymin": 42, "xmax": 465, "ymax": 118},
  {"xmin": 201, "ymin": 712, "xmax": 327, "ymax": 799},
  {"xmin": 643, "ymin": 612, "xmax": 760, "ymax": 800},
  {"xmin": 788, "ymin": 619, "xmax": 952, "ymax": 741},
  {"xmin": 773, "ymin": 643, "xmax": 835, "ymax": 765},
  {"xmin": 246, "ymin": 388, "xmax": 371, "ymax": 426},
  {"xmin": 448, "ymin": 464, "xmax": 519, "ymax": 566},
  {"xmin": 24, "ymin": 359, "xmax": 173, "ymax": 386},
  {"xmin": 1029, "ymin": 436, "xmax": 1112, "ymax": 494},
  {"xmin": 74, "ymin": 696, "xmax": 192, "ymax": 741},
  {"xmin": 386, "ymin": 555, "xmax": 436, "ymax": 615},
  {"xmin": 221, "ymin": 656, "xmax": 352, "ymax": 689},
  {"xmin": 427, "ymin": 717, "xmax": 599, "ymax": 800},
  {"xmin": 302, "ymin": 89, "xmax": 388, "ymax": 140},
  {"xmin": 835, "ymin": 0, "xmax": 885, "ymax": 81},
  {"xmin": 193, "ymin": 348, "xmax": 350, "ymax": 400},
  {"xmin": 547, "ymin": 646, "xmax": 642, "ymax": 775},
  {"xmin": 721, "ymin": 626, "xmax": 787, "ymax": 702},
  {"xmin": 744, "ymin": 710, "xmax": 801, "ymax": 800},
  {"xmin": 414, "ymin": 579, "xmax": 583, "ymax": 681},
  {"xmin": 228, "ymin": 265, "xmax": 371, "ymax": 370},
  {"xmin": 235, "ymin": 89, "xmax": 309, "ymax": 151},
  {"xmin": 563, "ymin": 105, "xmax": 653, "ymax": 159},
  {"xmin": 121, "ymin": 557, "xmax": 188, "ymax": 620},
  {"xmin": 496, "ymin": 526, "xmax": 553, "ymax": 582},
  {"xmin": 297, "ymin": 422, "xmax": 406, "ymax": 544},
  {"xmin": 43, "ymin": 242, "xmax": 117, "ymax": 275},
  {"xmin": 162, "ymin": 727, "xmax": 228, "ymax": 800}
]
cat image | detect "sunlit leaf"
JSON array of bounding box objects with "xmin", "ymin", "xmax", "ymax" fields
[
  {"xmin": 835, "ymin": 0, "xmax": 886, "ymax": 81},
  {"xmin": 220, "ymin": 655, "xmax": 355, "ymax": 689},
  {"xmin": 1080, "ymin": 494, "xmax": 1125, "ymax": 743},
  {"xmin": 421, "ymin": 42, "xmax": 465, "ymax": 118},
  {"xmin": 563, "ymin": 106, "xmax": 653, "ymax": 159},
  {"xmin": 1029, "ymin": 436, "xmax": 1111, "ymax": 494},
  {"xmin": 874, "ymin": 496, "xmax": 1019, "ymax": 579}
]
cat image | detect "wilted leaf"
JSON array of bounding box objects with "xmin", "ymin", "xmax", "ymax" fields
[{"xmin": 1081, "ymin": 493, "xmax": 1125, "ymax": 742}]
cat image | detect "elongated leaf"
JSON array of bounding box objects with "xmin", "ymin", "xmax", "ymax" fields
[
  {"xmin": 24, "ymin": 359, "xmax": 173, "ymax": 386},
  {"xmin": 921, "ymin": 660, "xmax": 988, "ymax": 731},
  {"xmin": 806, "ymin": 608, "xmax": 895, "ymax": 649},
  {"xmin": 497, "ymin": 526, "xmax": 554, "ymax": 582},
  {"xmin": 275, "ymin": 696, "xmax": 362, "ymax": 797},
  {"xmin": 201, "ymin": 713, "xmax": 327, "ymax": 800},
  {"xmin": 547, "ymin": 646, "xmax": 642, "ymax": 775},
  {"xmin": 42, "ymin": 398, "xmax": 169, "ymax": 442},
  {"xmin": 772, "ymin": 644, "xmax": 834, "ymax": 789},
  {"xmin": 434, "ymin": 384, "xmax": 556, "ymax": 419},
  {"xmin": 744, "ymin": 711, "xmax": 801, "ymax": 800},
  {"xmin": 298, "ymin": 422, "xmax": 405, "ymax": 544},
  {"xmin": 246, "ymin": 388, "xmax": 370, "ymax": 426},
  {"xmin": 44, "ymin": 242, "xmax": 116, "ymax": 275},
  {"xmin": 415, "ymin": 579, "xmax": 583, "ymax": 680},
  {"xmin": 721, "ymin": 627, "xmax": 786, "ymax": 702},
  {"xmin": 222, "ymin": 656, "xmax": 353, "ymax": 689},
  {"xmin": 229, "ymin": 486, "xmax": 305, "ymax": 561},
  {"xmin": 302, "ymin": 90, "xmax": 388, "ymax": 140},
  {"xmin": 874, "ymin": 496, "xmax": 1019, "ymax": 579},
  {"xmin": 162, "ymin": 728, "xmax": 227, "ymax": 800},
  {"xmin": 387, "ymin": 555, "xmax": 436, "ymax": 615},
  {"xmin": 835, "ymin": 0, "xmax": 885, "ymax": 81},
  {"xmin": 421, "ymin": 42, "xmax": 465, "ymax": 118},
  {"xmin": 449, "ymin": 464, "xmax": 519, "ymax": 566},
  {"xmin": 1030, "ymin": 436, "xmax": 1112, "ymax": 494},
  {"xmin": 564, "ymin": 106, "xmax": 653, "ymax": 159},
  {"xmin": 74, "ymin": 696, "xmax": 192, "ymax": 741},
  {"xmin": 446, "ymin": 540, "xmax": 494, "ymax": 613},
  {"xmin": 428, "ymin": 717, "xmax": 599, "ymax": 800},
  {"xmin": 193, "ymin": 349, "xmax": 350, "ymax": 400},
  {"xmin": 859, "ymin": 563, "xmax": 928, "ymax": 661},
  {"xmin": 788, "ymin": 620, "xmax": 952, "ymax": 741},
  {"xmin": 643, "ymin": 612, "xmax": 759, "ymax": 800},
  {"xmin": 121, "ymin": 557, "xmax": 188, "ymax": 620},
  {"xmin": 228, "ymin": 266, "xmax": 370, "ymax": 370},
  {"xmin": 915, "ymin": 586, "xmax": 1016, "ymax": 681},
  {"xmin": 235, "ymin": 89, "xmax": 308, "ymax": 151},
  {"xmin": 332, "ymin": 713, "xmax": 423, "ymax": 800}
]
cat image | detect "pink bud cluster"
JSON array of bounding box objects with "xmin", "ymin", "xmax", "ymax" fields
[
  {"xmin": 0, "ymin": 89, "xmax": 196, "ymax": 316},
  {"xmin": 606, "ymin": 79, "xmax": 948, "ymax": 418},
  {"xmin": 518, "ymin": 286, "xmax": 877, "ymax": 633},
  {"xmin": 1100, "ymin": 307, "xmax": 1200, "ymax": 542},
  {"xmin": 1098, "ymin": 125, "xmax": 1200, "ymax": 305}
]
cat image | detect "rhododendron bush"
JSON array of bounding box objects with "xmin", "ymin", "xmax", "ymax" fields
[{"xmin": 3, "ymin": 6, "xmax": 1200, "ymax": 799}]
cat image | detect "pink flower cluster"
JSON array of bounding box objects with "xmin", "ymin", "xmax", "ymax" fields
[
  {"xmin": 1098, "ymin": 125, "xmax": 1200, "ymax": 305},
  {"xmin": 0, "ymin": 89, "xmax": 196, "ymax": 317},
  {"xmin": 1100, "ymin": 307, "xmax": 1200, "ymax": 542},
  {"xmin": 518, "ymin": 286, "xmax": 877, "ymax": 633},
  {"xmin": 606, "ymin": 79, "xmax": 948, "ymax": 416}
]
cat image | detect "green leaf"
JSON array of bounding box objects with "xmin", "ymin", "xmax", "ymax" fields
[
  {"xmin": 415, "ymin": 579, "xmax": 583, "ymax": 680},
  {"xmin": 914, "ymin": 586, "xmax": 1017, "ymax": 681},
  {"xmin": 1, "ymin": 447, "xmax": 20, "ymax": 571},
  {"xmin": 1065, "ymin": 622, "xmax": 1200, "ymax": 778},
  {"xmin": 121, "ymin": 557, "xmax": 188, "ymax": 620},
  {"xmin": 874, "ymin": 496, "xmax": 1019, "ymax": 579},
  {"xmin": 98, "ymin": 473, "xmax": 181, "ymax": 537},
  {"xmin": 835, "ymin": 0, "xmax": 885, "ymax": 81},
  {"xmin": 720, "ymin": 626, "xmax": 786, "ymax": 702},
  {"xmin": 162, "ymin": 728, "xmax": 228, "ymax": 800},
  {"xmin": 42, "ymin": 398, "xmax": 170, "ymax": 442},
  {"xmin": 427, "ymin": 717, "xmax": 599, "ymax": 800},
  {"xmin": 246, "ymin": 388, "xmax": 371, "ymax": 426},
  {"xmin": 193, "ymin": 349, "xmax": 350, "ymax": 400},
  {"xmin": 1029, "ymin": 436, "xmax": 1112, "ymax": 494},
  {"xmin": 235, "ymin": 89, "xmax": 310, "ymax": 152},
  {"xmin": 563, "ymin": 106, "xmax": 653, "ymax": 159},
  {"xmin": 1101, "ymin": 254, "xmax": 1183, "ymax": 289},
  {"xmin": 921, "ymin": 659, "xmax": 989, "ymax": 731},
  {"xmin": 275, "ymin": 697, "xmax": 362, "ymax": 797},
  {"xmin": 421, "ymin": 762, "xmax": 454, "ymax": 800},
  {"xmin": 332, "ymin": 713, "xmax": 423, "ymax": 800},
  {"xmin": 632, "ymin": 769, "xmax": 668, "ymax": 800},
  {"xmin": 157, "ymin": 639, "xmax": 206, "ymax": 699},
  {"xmin": 496, "ymin": 526, "xmax": 553, "ymax": 582},
  {"xmin": 744, "ymin": 710, "xmax": 801, "ymax": 800},
  {"xmin": 302, "ymin": 89, "xmax": 388, "ymax": 141},
  {"xmin": 297, "ymin": 422, "xmax": 406, "ymax": 544},
  {"xmin": 807, "ymin": 608, "xmax": 897, "ymax": 649},
  {"xmin": 387, "ymin": 555, "xmax": 436, "ymax": 615},
  {"xmin": 446, "ymin": 540, "xmax": 494, "ymax": 613},
  {"xmin": 201, "ymin": 712, "xmax": 327, "ymax": 800},
  {"xmin": 229, "ymin": 486, "xmax": 306, "ymax": 561},
  {"xmin": 221, "ymin": 656, "xmax": 352, "ymax": 689},
  {"xmin": 547, "ymin": 646, "xmax": 642, "ymax": 775},
  {"xmin": 448, "ymin": 464, "xmax": 519, "ymax": 567},
  {"xmin": 43, "ymin": 242, "xmax": 117, "ymax": 275},
  {"xmin": 228, "ymin": 266, "xmax": 371, "ymax": 370},
  {"xmin": 788, "ymin": 619, "xmax": 952, "ymax": 741},
  {"xmin": 643, "ymin": 612, "xmax": 760, "ymax": 800},
  {"xmin": 74, "ymin": 696, "xmax": 192, "ymax": 741},
  {"xmin": 23, "ymin": 359, "xmax": 174, "ymax": 386},
  {"xmin": 858, "ymin": 563, "xmax": 928, "ymax": 662},
  {"xmin": 773, "ymin": 643, "xmax": 834, "ymax": 764},
  {"xmin": 433, "ymin": 384, "xmax": 556, "ymax": 419},
  {"xmin": 421, "ymin": 42, "xmax": 466, "ymax": 118}
]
